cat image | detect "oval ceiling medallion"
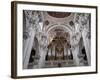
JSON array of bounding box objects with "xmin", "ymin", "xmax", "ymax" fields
[{"xmin": 47, "ymin": 12, "xmax": 71, "ymax": 18}]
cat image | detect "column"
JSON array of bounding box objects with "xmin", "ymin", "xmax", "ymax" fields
[
  {"xmin": 52, "ymin": 45, "xmax": 55, "ymax": 56},
  {"xmin": 48, "ymin": 47, "xmax": 51, "ymax": 56},
  {"xmin": 68, "ymin": 48, "xmax": 71, "ymax": 56},
  {"xmin": 38, "ymin": 46, "xmax": 47, "ymax": 68},
  {"xmin": 38, "ymin": 34, "xmax": 48, "ymax": 68},
  {"xmin": 64, "ymin": 44, "xmax": 67, "ymax": 56},
  {"xmin": 23, "ymin": 35, "xmax": 30, "ymax": 63},
  {"xmin": 23, "ymin": 28, "xmax": 35, "ymax": 69},
  {"xmin": 71, "ymin": 45, "xmax": 80, "ymax": 66},
  {"xmin": 82, "ymin": 28, "xmax": 90, "ymax": 65}
]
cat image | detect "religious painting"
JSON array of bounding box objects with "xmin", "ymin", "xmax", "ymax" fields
[{"xmin": 11, "ymin": 1, "xmax": 97, "ymax": 78}]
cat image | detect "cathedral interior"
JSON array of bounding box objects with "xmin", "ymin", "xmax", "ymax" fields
[{"xmin": 23, "ymin": 10, "xmax": 91, "ymax": 69}]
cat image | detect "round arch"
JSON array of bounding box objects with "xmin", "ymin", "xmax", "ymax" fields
[
  {"xmin": 46, "ymin": 24, "xmax": 72, "ymax": 46},
  {"xmin": 46, "ymin": 24, "xmax": 72, "ymax": 35}
]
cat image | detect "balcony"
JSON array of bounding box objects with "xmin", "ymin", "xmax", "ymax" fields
[{"xmin": 44, "ymin": 60, "xmax": 75, "ymax": 68}]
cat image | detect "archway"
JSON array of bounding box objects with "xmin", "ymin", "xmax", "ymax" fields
[{"xmin": 45, "ymin": 25, "xmax": 75, "ymax": 67}]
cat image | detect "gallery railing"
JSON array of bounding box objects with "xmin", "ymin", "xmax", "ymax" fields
[{"xmin": 44, "ymin": 60, "xmax": 75, "ymax": 68}]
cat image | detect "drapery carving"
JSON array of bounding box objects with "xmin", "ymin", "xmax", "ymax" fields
[
  {"xmin": 39, "ymin": 32, "xmax": 48, "ymax": 50},
  {"xmin": 70, "ymin": 32, "xmax": 81, "ymax": 48}
]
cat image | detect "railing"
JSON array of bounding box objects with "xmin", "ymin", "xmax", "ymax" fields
[
  {"xmin": 44, "ymin": 60, "xmax": 75, "ymax": 68},
  {"xmin": 28, "ymin": 60, "xmax": 76, "ymax": 68}
]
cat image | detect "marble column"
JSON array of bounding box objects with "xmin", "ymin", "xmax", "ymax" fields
[
  {"xmin": 68, "ymin": 48, "xmax": 71, "ymax": 56},
  {"xmin": 52, "ymin": 45, "xmax": 55, "ymax": 56},
  {"xmin": 48, "ymin": 47, "xmax": 51, "ymax": 56},
  {"xmin": 23, "ymin": 28, "xmax": 35, "ymax": 69},
  {"xmin": 70, "ymin": 32, "xmax": 81, "ymax": 66},
  {"xmin": 80, "ymin": 15, "xmax": 91, "ymax": 65},
  {"xmin": 71, "ymin": 45, "xmax": 80, "ymax": 66},
  {"xmin": 64, "ymin": 44, "xmax": 67, "ymax": 56},
  {"xmin": 23, "ymin": 35, "xmax": 30, "ymax": 63},
  {"xmin": 38, "ymin": 33, "xmax": 48, "ymax": 68},
  {"xmin": 82, "ymin": 27, "xmax": 90, "ymax": 65},
  {"xmin": 38, "ymin": 46, "xmax": 47, "ymax": 68},
  {"xmin": 23, "ymin": 11, "xmax": 45, "ymax": 69}
]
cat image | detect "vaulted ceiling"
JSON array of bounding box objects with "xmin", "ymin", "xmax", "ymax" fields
[
  {"xmin": 43, "ymin": 11, "xmax": 75, "ymax": 32},
  {"xmin": 42, "ymin": 11, "xmax": 74, "ymax": 45}
]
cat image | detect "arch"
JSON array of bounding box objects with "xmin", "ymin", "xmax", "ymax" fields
[{"xmin": 46, "ymin": 24, "xmax": 72, "ymax": 35}]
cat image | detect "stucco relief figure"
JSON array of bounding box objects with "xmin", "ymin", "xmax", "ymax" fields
[
  {"xmin": 71, "ymin": 32, "xmax": 81, "ymax": 47},
  {"xmin": 69, "ymin": 20, "xmax": 81, "ymax": 48},
  {"xmin": 23, "ymin": 11, "xmax": 32, "ymax": 40},
  {"xmin": 39, "ymin": 32, "xmax": 48, "ymax": 49},
  {"xmin": 70, "ymin": 13, "xmax": 90, "ymax": 47},
  {"xmin": 76, "ymin": 13, "xmax": 90, "ymax": 32},
  {"xmin": 24, "ymin": 11, "xmax": 43, "ymax": 38}
]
